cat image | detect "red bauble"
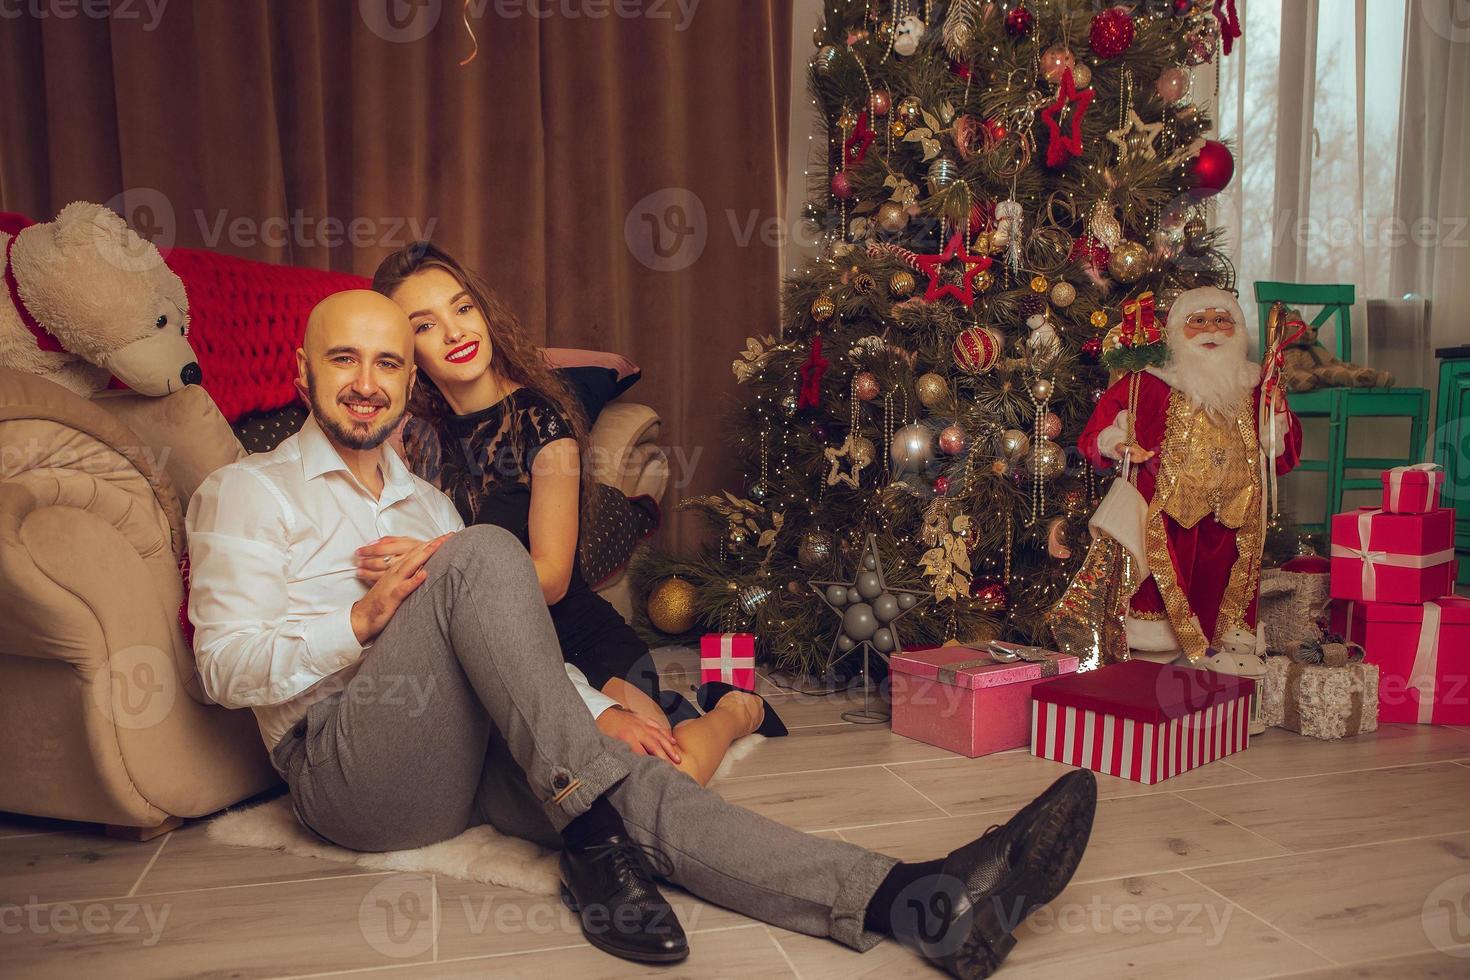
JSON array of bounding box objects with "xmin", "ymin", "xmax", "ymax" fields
[
  {"xmin": 1070, "ymin": 234, "xmax": 1110, "ymax": 270},
  {"xmin": 970, "ymin": 578, "xmax": 1010, "ymax": 612},
  {"xmin": 933, "ymin": 475, "xmax": 951, "ymax": 496},
  {"xmin": 1173, "ymin": 0, "xmax": 1192, "ymax": 12},
  {"xmin": 1089, "ymin": 6, "xmax": 1135, "ymax": 58},
  {"xmin": 1189, "ymin": 140, "xmax": 1235, "ymax": 197},
  {"xmin": 1080, "ymin": 336, "xmax": 1103, "ymax": 364},
  {"xmin": 1005, "ymin": 3, "xmax": 1033, "ymax": 37},
  {"xmin": 983, "ymin": 117, "xmax": 1007, "ymax": 143},
  {"xmin": 949, "ymin": 59, "xmax": 973, "ymax": 80},
  {"xmin": 831, "ymin": 172, "xmax": 854, "ymax": 200},
  {"xmin": 953, "ymin": 325, "xmax": 1003, "ymax": 374}
]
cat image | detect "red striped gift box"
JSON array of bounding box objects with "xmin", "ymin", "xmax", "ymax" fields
[{"xmin": 1030, "ymin": 660, "xmax": 1254, "ymax": 784}]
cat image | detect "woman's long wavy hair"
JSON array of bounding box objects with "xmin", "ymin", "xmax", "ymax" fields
[{"xmin": 371, "ymin": 241, "xmax": 594, "ymax": 516}]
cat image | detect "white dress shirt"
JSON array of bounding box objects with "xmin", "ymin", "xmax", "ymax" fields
[{"xmin": 185, "ymin": 412, "xmax": 617, "ymax": 749}]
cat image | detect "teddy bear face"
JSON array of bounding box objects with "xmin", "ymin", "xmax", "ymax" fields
[{"xmin": 10, "ymin": 202, "xmax": 199, "ymax": 396}]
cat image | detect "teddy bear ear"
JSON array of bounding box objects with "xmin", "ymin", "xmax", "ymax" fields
[{"xmin": 52, "ymin": 201, "xmax": 127, "ymax": 249}]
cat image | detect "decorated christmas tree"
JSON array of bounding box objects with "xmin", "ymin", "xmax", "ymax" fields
[{"xmin": 635, "ymin": 0, "xmax": 1240, "ymax": 677}]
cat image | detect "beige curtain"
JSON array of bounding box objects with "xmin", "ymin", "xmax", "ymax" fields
[{"xmin": 0, "ymin": 0, "xmax": 793, "ymax": 550}]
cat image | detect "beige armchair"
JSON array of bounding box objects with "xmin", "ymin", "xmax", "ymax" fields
[{"xmin": 0, "ymin": 368, "xmax": 667, "ymax": 837}]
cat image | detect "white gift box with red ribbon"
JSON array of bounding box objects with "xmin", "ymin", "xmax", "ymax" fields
[
  {"xmin": 699, "ymin": 633, "xmax": 757, "ymax": 690},
  {"xmin": 1329, "ymin": 507, "xmax": 1455, "ymax": 603},
  {"xmin": 1380, "ymin": 463, "xmax": 1445, "ymax": 514},
  {"xmin": 1331, "ymin": 596, "xmax": 1470, "ymax": 725}
]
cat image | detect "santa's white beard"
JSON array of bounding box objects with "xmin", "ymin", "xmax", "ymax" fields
[{"xmin": 1152, "ymin": 325, "xmax": 1259, "ymax": 421}]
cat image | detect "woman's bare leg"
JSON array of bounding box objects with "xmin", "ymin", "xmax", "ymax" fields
[{"xmin": 601, "ymin": 678, "xmax": 763, "ymax": 787}]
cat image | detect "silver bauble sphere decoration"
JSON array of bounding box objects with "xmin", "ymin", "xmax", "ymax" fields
[
  {"xmin": 737, "ymin": 584, "xmax": 774, "ymax": 617},
  {"xmin": 926, "ymin": 157, "xmax": 959, "ymax": 196},
  {"xmin": 999, "ymin": 428, "xmax": 1031, "ymax": 460},
  {"xmin": 890, "ymin": 423, "xmax": 936, "ymax": 473},
  {"xmin": 799, "ymin": 530, "xmax": 835, "ymax": 568},
  {"xmin": 843, "ymin": 602, "xmax": 879, "ymax": 641},
  {"xmin": 813, "ymin": 45, "xmax": 839, "ymax": 76}
]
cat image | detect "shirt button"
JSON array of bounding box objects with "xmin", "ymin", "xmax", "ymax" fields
[{"xmin": 552, "ymin": 773, "xmax": 571, "ymax": 791}]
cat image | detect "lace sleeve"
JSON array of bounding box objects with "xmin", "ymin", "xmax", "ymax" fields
[
  {"xmin": 518, "ymin": 395, "xmax": 575, "ymax": 471},
  {"xmin": 401, "ymin": 415, "xmax": 444, "ymax": 487}
]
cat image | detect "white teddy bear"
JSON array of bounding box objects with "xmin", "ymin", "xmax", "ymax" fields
[{"xmin": 1, "ymin": 201, "xmax": 199, "ymax": 397}]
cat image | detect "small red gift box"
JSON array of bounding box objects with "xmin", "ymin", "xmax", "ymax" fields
[
  {"xmin": 1329, "ymin": 507, "xmax": 1455, "ymax": 603},
  {"xmin": 891, "ymin": 646, "xmax": 1080, "ymax": 758},
  {"xmin": 699, "ymin": 633, "xmax": 757, "ymax": 690},
  {"xmin": 1031, "ymin": 661, "xmax": 1253, "ymax": 784},
  {"xmin": 1380, "ymin": 463, "xmax": 1445, "ymax": 514},
  {"xmin": 1330, "ymin": 596, "xmax": 1470, "ymax": 725}
]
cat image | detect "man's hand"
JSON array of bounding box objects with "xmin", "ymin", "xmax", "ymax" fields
[
  {"xmin": 356, "ymin": 536, "xmax": 431, "ymax": 584},
  {"xmin": 596, "ymin": 706, "xmax": 683, "ymax": 765},
  {"xmin": 350, "ymin": 533, "xmax": 454, "ymax": 644},
  {"xmin": 1113, "ymin": 441, "xmax": 1156, "ymax": 463}
]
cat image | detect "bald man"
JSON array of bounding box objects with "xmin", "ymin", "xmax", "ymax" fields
[{"xmin": 185, "ymin": 290, "xmax": 1097, "ymax": 978}]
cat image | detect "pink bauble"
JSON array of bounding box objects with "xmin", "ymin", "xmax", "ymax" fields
[
  {"xmin": 1041, "ymin": 45, "xmax": 1075, "ymax": 84},
  {"xmin": 870, "ymin": 90, "xmax": 891, "ymax": 117},
  {"xmin": 1156, "ymin": 66, "xmax": 1191, "ymax": 103},
  {"xmin": 938, "ymin": 425, "xmax": 968, "ymax": 455},
  {"xmin": 1042, "ymin": 412, "xmax": 1062, "ymax": 440},
  {"xmin": 1190, "ymin": 140, "xmax": 1235, "ymax": 197},
  {"xmin": 831, "ymin": 172, "xmax": 854, "ymax": 199},
  {"xmin": 854, "ymin": 371, "xmax": 880, "ymax": 401}
]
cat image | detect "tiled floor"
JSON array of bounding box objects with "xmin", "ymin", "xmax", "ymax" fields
[{"xmin": 4, "ymin": 648, "xmax": 1469, "ymax": 979}]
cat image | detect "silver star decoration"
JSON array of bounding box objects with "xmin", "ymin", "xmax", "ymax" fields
[
  {"xmin": 1107, "ymin": 109, "xmax": 1165, "ymax": 162},
  {"xmin": 811, "ymin": 533, "xmax": 931, "ymax": 672}
]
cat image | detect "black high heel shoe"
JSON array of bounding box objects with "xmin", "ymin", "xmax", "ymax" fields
[{"xmin": 695, "ymin": 681, "xmax": 789, "ymax": 738}]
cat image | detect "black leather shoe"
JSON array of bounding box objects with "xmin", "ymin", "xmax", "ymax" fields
[
  {"xmin": 901, "ymin": 771, "xmax": 1098, "ymax": 979},
  {"xmin": 696, "ymin": 681, "xmax": 789, "ymax": 737},
  {"xmin": 559, "ymin": 835, "xmax": 688, "ymax": 964}
]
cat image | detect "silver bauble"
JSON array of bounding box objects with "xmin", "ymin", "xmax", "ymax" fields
[
  {"xmin": 737, "ymin": 584, "xmax": 773, "ymax": 617},
  {"xmin": 799, "ymin": 530, "xmax": 835, "ymax": 568},
  {"xmin": 872, "ymin": 628, "xmax": 896, "ymax": 653},
  {"xmin": 813, "ymin": 45, "xmax": 839, "ymax": 76},
  {"xmin": 890, "ymin": 423, "xmax": 936, "ymax": 473},
  {"xmin": 999, "ymin": 428, "xmax": 1031, "ymax": 460},
  {"xmin": 825, "ymin": 584, "xmax": 849, "ymax": 606},
  {"xmin": 926, "ymin": 157, "xmax": 959, "ymax": 196},
  {"xmin": 872, "ymin": 593, "xmax": 900, "ymax": 623},
  {"xmin": 856, "ymin": 570, "xmax": 883, "ymax": 601},
  {"xmin": 843, "ymin": 602, "xmax": 879, "ymax": 641}
]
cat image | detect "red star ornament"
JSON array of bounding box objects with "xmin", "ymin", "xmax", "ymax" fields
[
  {"xmin": 844, "ymin": 111, "xmax": 875, "ymax": 166},
  {"xmin": 915, "ymin": 233, "xmax": 992, "ymax": 308},
  {"xmin": 1040, "ymin": 68, "xmax": 1095, "ymax": 168},
  {"xmin": 797, "ymin": 333, "xmax": 830, "ymax": 409}
]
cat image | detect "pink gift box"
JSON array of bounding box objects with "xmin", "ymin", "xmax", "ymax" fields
[
  {"xmin": 1031, "ymin": 661, "xmax": 1253, "ymax": 784},
  {"xmin": 1380, "ymin": 464, "xmax": 1445, "ymax": 514},
  {"xmin": 1329, "ymin": 507, "xmax": 1455, "ymax": 603},
  {"xmin": 891, "ymin": 646, "xmax": 1079, "ymax": 758},
  {"xmin": 1330, "ymin": 597, "xmax": 1470, "ymax": 725},
  {"xmin": 700, "ymin": 633, "xmax": 757, "ymax": 690}
]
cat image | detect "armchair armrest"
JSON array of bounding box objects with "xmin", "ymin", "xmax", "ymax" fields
[{"xmin": 586, "ymin": 401, "xmax": 669, "ymax": 504}]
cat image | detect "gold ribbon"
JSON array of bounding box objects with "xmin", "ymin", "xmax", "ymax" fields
[{"xmin": 459, "ymin": 0, "xmax": 479, "ymax": 66}]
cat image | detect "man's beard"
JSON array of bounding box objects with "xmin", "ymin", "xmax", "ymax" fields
[
  {"xmin": 1153, "ymin": 325, "xmax": 1258, "ymax": 421},
  {"xmin": 306, "ymin": 370, "xmax": 402, "ymax": 450}
]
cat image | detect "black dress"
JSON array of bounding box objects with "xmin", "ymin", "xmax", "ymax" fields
[{"xmin": 402, "ymin": 388, "xmax": 663, "ymax": 702}]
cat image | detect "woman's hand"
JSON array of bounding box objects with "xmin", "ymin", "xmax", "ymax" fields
[
  {"xmin": 596, "ymin": 706, "xmax": 683, "ymax": 765},
  {"xmin": 356, "ymin": 536, "xmax": 432, "ymax": 584}
]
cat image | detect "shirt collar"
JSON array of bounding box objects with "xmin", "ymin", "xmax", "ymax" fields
[{"xmin": 298, "ymin": 412, "xmax": 417, "ymax": 506}]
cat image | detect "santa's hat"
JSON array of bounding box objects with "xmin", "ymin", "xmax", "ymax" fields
[{"xmin": 1164, "ymin": 286, "xmax": 1246, "ymax": 339}]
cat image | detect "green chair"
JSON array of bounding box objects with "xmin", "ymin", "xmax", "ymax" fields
[{"xmin": 1253, "ymin": 281, "xmax": 1431, "ymax": 533}]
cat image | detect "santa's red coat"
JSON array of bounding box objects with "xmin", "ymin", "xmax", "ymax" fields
[{"xmin": 1078, "ymin": 371, "xmax": 1302, "ymax": 645}]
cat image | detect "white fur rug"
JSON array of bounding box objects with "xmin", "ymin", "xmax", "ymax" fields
[{"xmin": 206, "ymin": 735, "xmax": 765, "ymax": 896}]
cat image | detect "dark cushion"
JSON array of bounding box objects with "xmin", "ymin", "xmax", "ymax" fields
[{"xmin": 555, "ymin": 367, "xmax": 641, "ymax": 424}]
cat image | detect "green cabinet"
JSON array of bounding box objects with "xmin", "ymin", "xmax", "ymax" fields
[{"xmin": 1435, "ymin": 345, "xmax": 1470, "ymax": 585}]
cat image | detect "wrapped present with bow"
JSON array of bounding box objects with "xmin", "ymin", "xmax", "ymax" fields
[
  {"xmin": 891, "ymin": 644, "xmax": 1079, "ymax": 758},
  {"xmin": 1261, "ymin": 638, "xmax": 1379, "ymax": 740},
  {"xmin": 1100, "ymin": 291, "xmax": 1169, "ymax": 373},
  {"xmin": 1329, "ymin": 506, "xmax": 1455, "ymax": 603},
  {"xmin": 699, "ymin": 633, "xmax": 757, "ymax": 690},
  {"xmin": 1379, "ymin": 462, "xmax": 1445, "ymax": 515},
  {"xmin": 1331, "ymin": 596, "xmax": 1470, "ymax": 726}
]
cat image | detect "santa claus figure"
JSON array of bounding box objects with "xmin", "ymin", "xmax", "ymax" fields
[{"xmin": 1076, "ymin": 287, "xmax": 1302, "ymax": 663}]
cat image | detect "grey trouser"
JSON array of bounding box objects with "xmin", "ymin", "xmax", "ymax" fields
[{"xmin": 269, "ymin": 525, "xmax": 895, "ymax": 950}]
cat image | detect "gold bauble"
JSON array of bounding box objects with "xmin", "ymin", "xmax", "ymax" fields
[
  {"xmin": 812, "ymin": 294, "xmax": 836, "ymax": 322},
  {"xmin": 1050, "ymin": 281, "xmax": 1077, "ymax": 307},
  {"xmin": 850, "ymin": 436, "xmax": 876, "ymax": 466},
  {"xmin": 915, "ymin": 372, "xmax": 949, "ymax": 407},
  {"xmin": 1031, "ymin": 378, "xmax": 1055, "ymax": 401},
  {"xmin": 647, "ymin": 578, "xmax": 699, "ymax": 634},
  {"xmin": 727, "ymin": 524, "xmax": 749, "ymax": 548},
  {"xmin": 896, "ymin": 96, "xmax": 923, "ymax": 128},
  {"xmin": 838, "ymin": 108, "xmax": 858, "ymax": 131},
  {"xmin": 1030, "ymin": 274, "xmax": 1049, "ymax": 293},
  {"xmin": 974, "ymin": 269, "xmax": 994, "ymax": 292},
  {"xmin": 999, "ymin": 428, "xmax": 1031, "ymax": 460},
  {"xmin": 972, "ymin": 230, "xmax": 993, "ymax": 255},
  {"xmin": 1070, "ymin": 62, "xmax": 1092, "ymax": 89},
  {"xmin": 889, "ymin": 269, "xmax": 916, "ymax": 297},
  {"xmin": 1107, "ymin": 240, "xmax": 1150, "ymax": 283},
  {"xmin": 852, "ymin": 272, "xmax": 877, "ymax": 295},
  {"xmin": 889, "ymin": 119, "xmax": 908, "ymax": 140},
  {"xmin": 877, "ymin": 201, "xmax": 908, "ymax": 234},
  {"xmin": 1030, "ymin": 439, "xmax": 1066, "ymax": 480},
  {"xmin": 1090, "ymin": 309, "xmax": 1109, "ymax": 329}
]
